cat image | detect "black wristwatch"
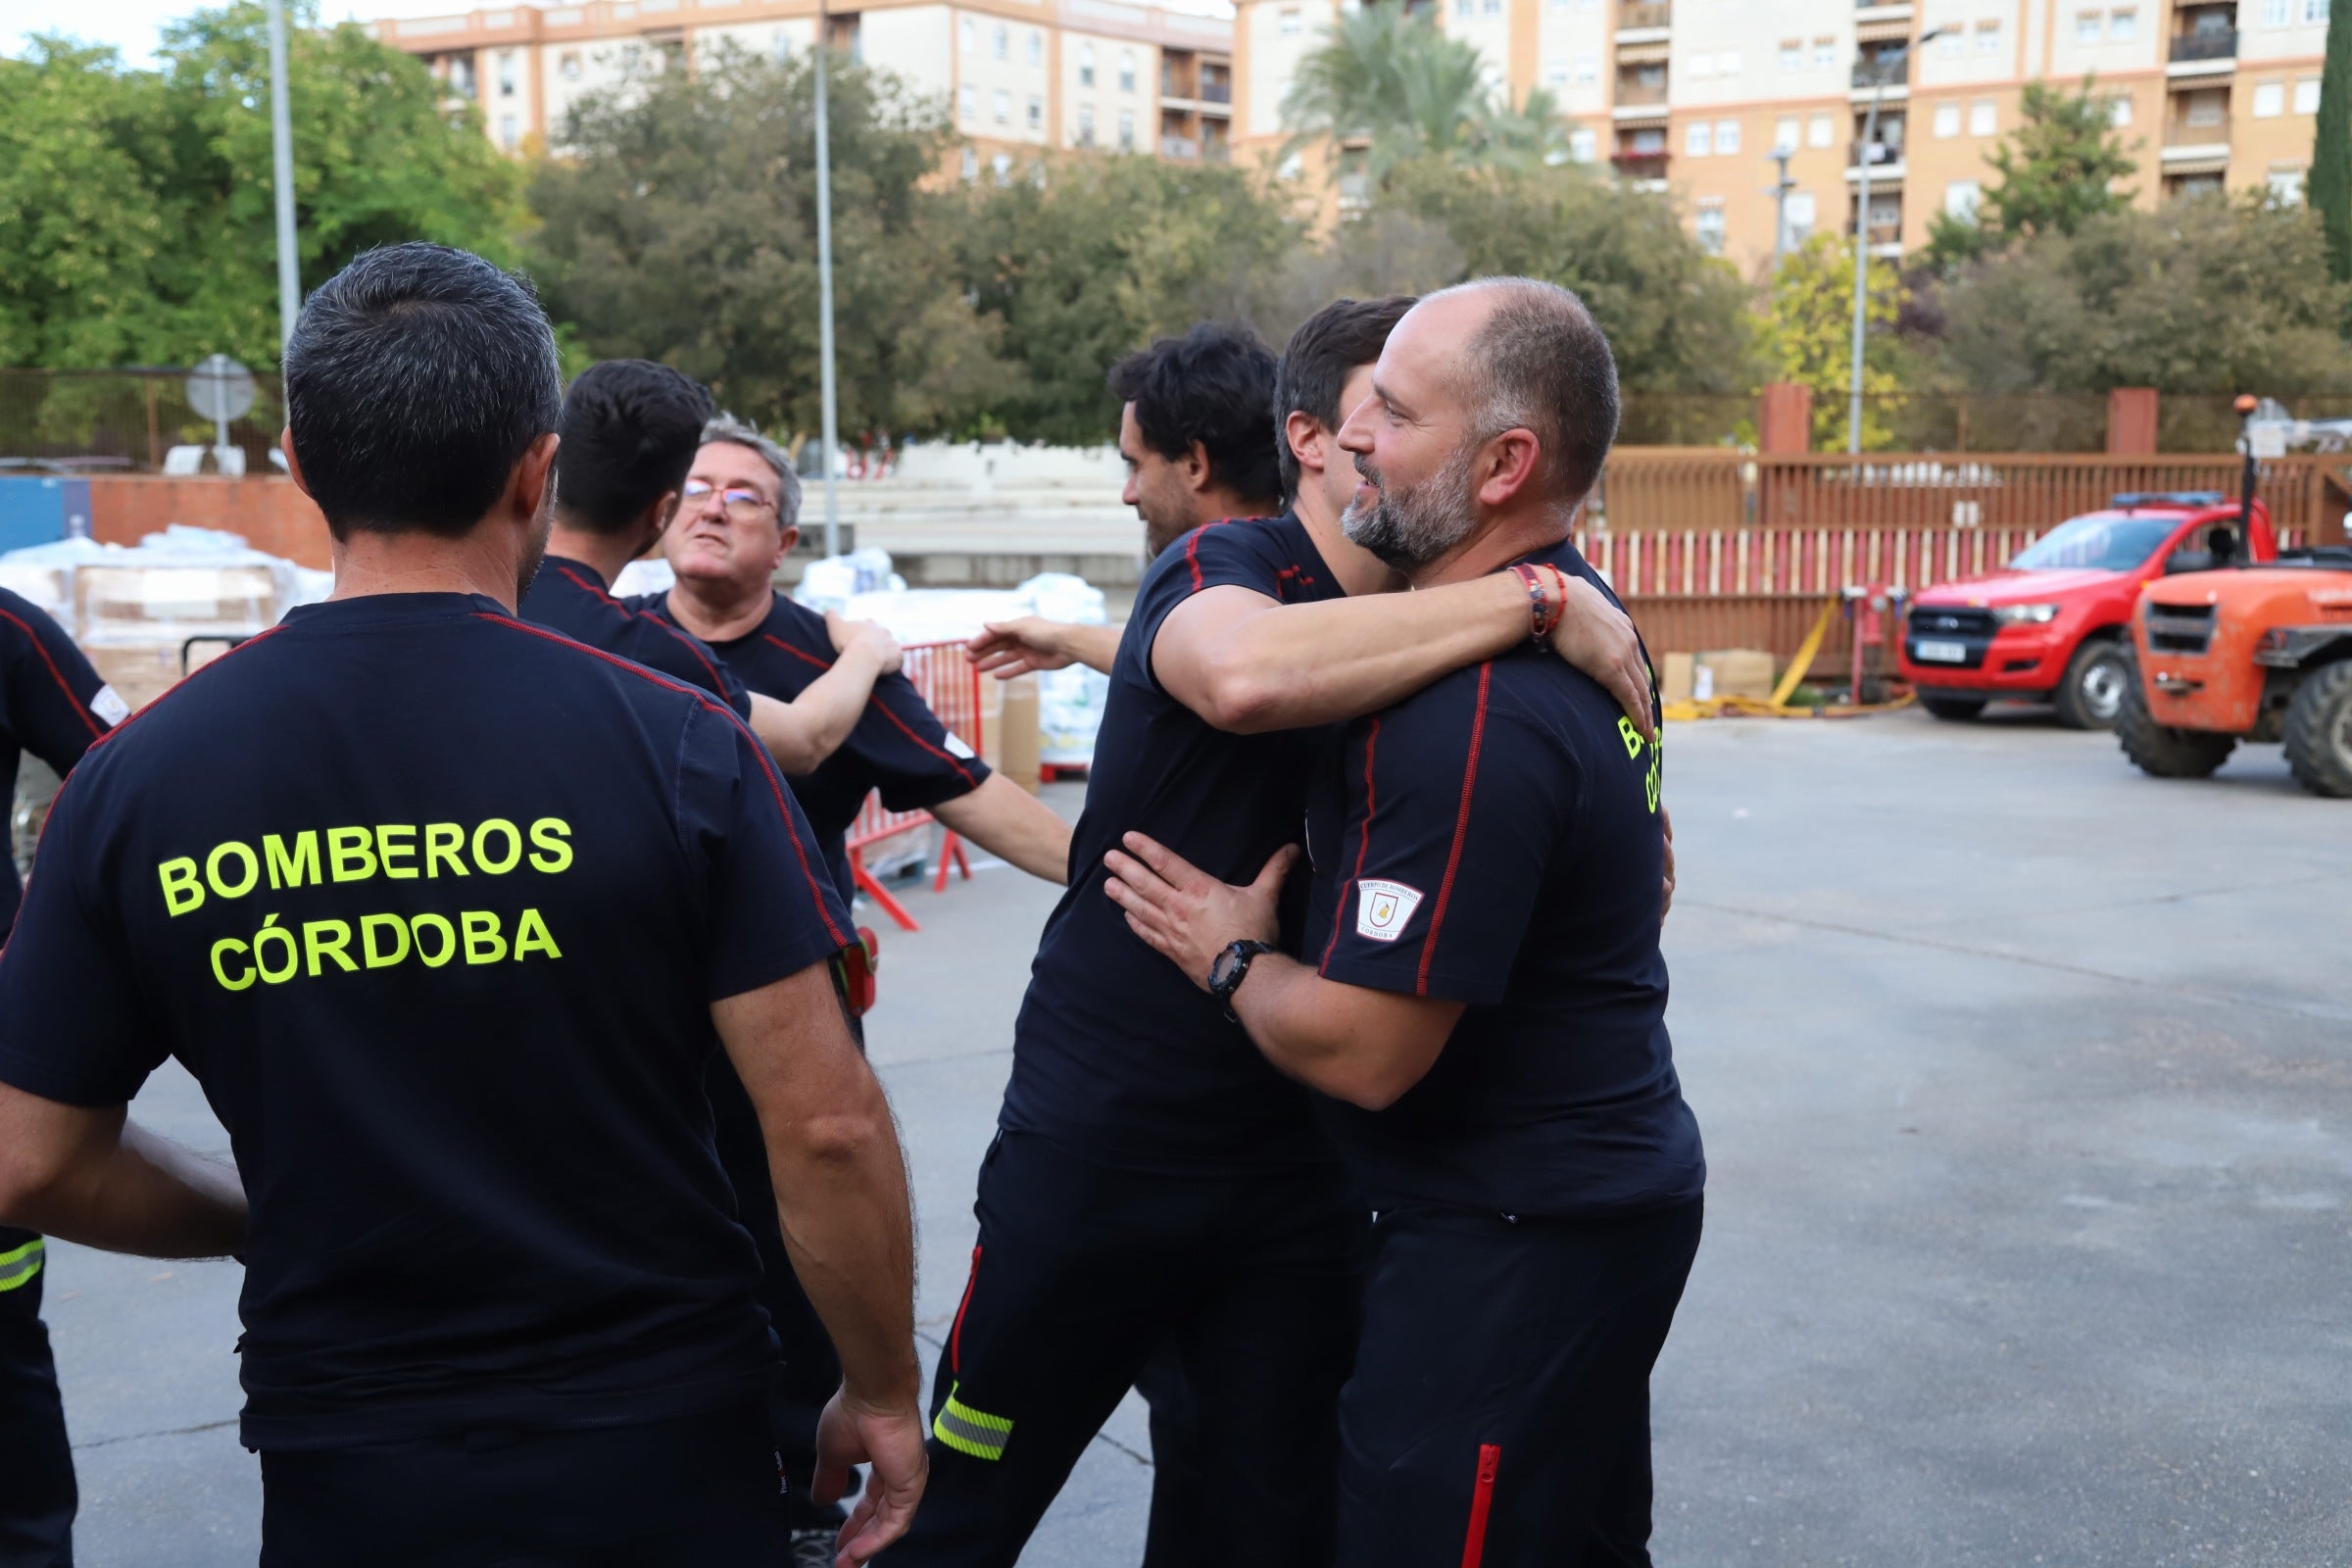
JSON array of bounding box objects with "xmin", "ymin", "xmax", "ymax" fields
[{"xmin": 1207, "ymin": 939, "xmax": 1278, "ymax": 1021}]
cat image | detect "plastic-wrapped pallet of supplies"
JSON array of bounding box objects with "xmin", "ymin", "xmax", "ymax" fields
[
  {"xmin": 795, "ymin": 548, "xmax": 905, "ymax": 615},
  {"xmin": 1017, "ymin": 572, "xmax": 1110, "ymax": 768},
  {"xmin": 610, "ymin": 558, "xmax": 674, "ymax": 600}
]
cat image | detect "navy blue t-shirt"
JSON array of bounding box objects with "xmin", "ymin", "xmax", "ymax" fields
[
  {"xmin": 521, "ymin": 556, "xmax": 753, "ymax": 716},
  {"xmin": 1301, "ymin": 540, "xmax": 1703, "ymax": 1218},
  {"xmin": 1003, "ymin": 514, "xmax": 1342, "ymax": 1171},
  {"xmin": 0, "ymin": 587, "xmax": 123, "ymax": 933},
  {"xmin": 635, "ymin": 589, "xmax": 993, "ymax": 905},
  {"xmin": 0, "ymin": 593, "xmax": 853, "ymax": 1449}
]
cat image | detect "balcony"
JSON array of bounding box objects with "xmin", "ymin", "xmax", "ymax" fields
[
  {"xmin": 1864, "ymin": 220, "xmax": 1901, "ymax": 247},
  {"xmin": 1200, "ymin": 77, "xmax": 1231, "ymax": 104},
  {"xmin": 1619, "ymin": 0, "xmax": 1671, "ymax": 29},
  {"xmin": 1852, "ymin": 57, "xmax": 1907, "ymax": 92},
  {"xmin": 1615, "ymin": 76, "xmax": 1669, "ymax": 106},
  {"xmin": 1849, "ymin": 138, "xmax": 1904, "ymax": 169},
  {"xmin": 2169, "ymin": 27, "xmax": 2237, "ymax": 64},
  {"xmin": 1161, "ymin": 134, "xmax": 1199, "ymax": 160},
  {"xmin": 1610, "ymin": 149, "xmax": 1670, "ymax": 179}
]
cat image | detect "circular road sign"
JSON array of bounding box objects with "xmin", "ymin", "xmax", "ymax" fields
[{"xmin": 186, "ymin": 355, "xmax": 257, "ymax": 424}]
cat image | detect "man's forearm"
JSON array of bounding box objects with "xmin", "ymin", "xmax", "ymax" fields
[
  {"xmin": 4, "ymin": 1111, "xmax": 246, "ymax": 1260},
  {"xmin": 1189, "ymin": 573, "xmax": 1529, "ymax": 733},
  {"xmin": 749, "ymin": 646, "xmax": 887, "ymax": 772},
  {"xmin": 764, "ymin": 1072, "xmax": 921, "ymax": 1409},
  {"xmin": 932, "ymin": 774, "xmax": 1071, "ymax": 885},
  {"xmin": 1231, "ymin": 957, "xmax": 1461, "ymax": 1111},
  {"xmin": 1058, "ymin": 622, "xmax": 1121, "ymax": 676}
]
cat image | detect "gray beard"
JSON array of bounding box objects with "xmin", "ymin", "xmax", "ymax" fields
[{"xmin": 1343, "ymin": 446, "xmax": 1480, "ymax": 571}]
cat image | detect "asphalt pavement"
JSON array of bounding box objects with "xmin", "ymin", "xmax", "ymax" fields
[{"xmin": 39, "ymin": 706, "xmax": 2352, "ymax": 1566}]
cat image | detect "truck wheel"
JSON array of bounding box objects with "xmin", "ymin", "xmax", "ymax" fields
[
  {"xmin": 1920, "ymin": 695, "xmax": 1987, "ymax": 721},
  {"xmin": 2283, "ymin": 661, "xmax": 2352, "ymax": 798},
  {"xmin": 2115, "ymin": 648, "xmax": 2235, "ymax": 779},
  {"xmin": 2053, "ymin": 639, "xmax": 2132, "ymax": 731}
]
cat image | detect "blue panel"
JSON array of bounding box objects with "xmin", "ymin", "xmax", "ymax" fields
[{"xmin": 0, "ymin": 477, "xmax": 72, "ymax": 554}]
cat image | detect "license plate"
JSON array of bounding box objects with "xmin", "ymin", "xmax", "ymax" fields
[{"xmin": 1914, "ymin": 640, "xmax": 1969, "ymax": 663}]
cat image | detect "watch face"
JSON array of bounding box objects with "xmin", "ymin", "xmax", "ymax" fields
[{"xmin": 1209, "ymin": 947, "xmax": 1242, "ymax": 992}]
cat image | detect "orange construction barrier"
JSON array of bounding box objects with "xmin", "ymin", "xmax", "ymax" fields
[{"xmin": 845, "ymin": 639, "xmax": 985, "ymax": 933}]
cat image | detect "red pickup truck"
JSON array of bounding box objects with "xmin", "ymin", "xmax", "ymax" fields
[{"xmin": 1900, "ymin": 492, "xmax": 2277, "ymax": 728}]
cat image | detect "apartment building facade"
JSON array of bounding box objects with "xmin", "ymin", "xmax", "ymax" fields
[
  {"xmin": 373, "ymin": 0, "xmax": 1233, "ymax": 177},
  {"xmin": 1233, "ymin": 0, "xmax": 2335, "ymax": 273}
]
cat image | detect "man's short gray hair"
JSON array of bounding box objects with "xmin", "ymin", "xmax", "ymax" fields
[
  {"xmin": 702, "ymin": 413, "xmax": 804, "ymax": 532},
  {"xmin": 1429, "ymin": 276, "xmax": 1620, "ymax": 511}
]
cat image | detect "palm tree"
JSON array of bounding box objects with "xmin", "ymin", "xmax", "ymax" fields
[{"xmin": 1280, "ymin": 2, "xmax": 1577, "ymax": 186}]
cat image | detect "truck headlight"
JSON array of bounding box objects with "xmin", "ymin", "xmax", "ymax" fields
[{"xmin": 1993, "ymin": 604, "xmax": 2060, "ymax": 625}]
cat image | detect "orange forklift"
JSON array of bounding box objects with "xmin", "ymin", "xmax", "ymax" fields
[{"xmin": 2117, "ymin": 395, "xmax": 2352, "ymax": 795}]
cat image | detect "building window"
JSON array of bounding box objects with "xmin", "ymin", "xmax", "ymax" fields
[
  {"xmin": 1081, "ymin": 43, "xmax": 1098, "ymax": 85},
  {"xmin": 1027, "ymin": 30, "xmax": 1043, "ymax": 65},
  {"xmin": 993, "ymin": 88, "xmax": 1010, "ymax": 122},
  {"xmin": 960, "ymin": 17, "xmax": 975, "ymax": 50},
  {"xmin": 1811, "ymin": 36, "xmax": 1836, "ymax": 69},
  {"xmin": 2297, "ymin": 76, "xmax": 2323, "ymax": 113},
  {"xmin": 992, "ymin": 151, "xmax": 1012, "ymax": 182},
  {"xmin": 498, "ymin": 52, "xmax": 516, "ymax": 96},
  {"xmin": 1694, "ymin": 201, "xmax": 1725, "ymax": 255},
  {"xmin": 1689, "ymin": 52, "xmax": 1713, "ymax": 79},
  {"xmin": 1969, "ymin": 100, "xmax": 1995, "ymax": 135},
  {"xmin": 1456, "ymin": 0, "xmax": 1473, "ymax": 15},
  {"xmin": 1686, "ymin": 122, "xmax": 1711, "ymax": 156},
  {"xmin": 1933, "ymin": 103, "xmax": 1960, "ymax": 137},
  {"xmin": 1935, "ymin": 27, "xmax": 1964, "ymax": 56},
  {"xmin": 2076, "ymin": 11, "xmax": 2101, "ymax": 42},
  {"xmin": 2184, "ymin": 90, "xmax": 2226, "ymax": 126},
  {"xmin": 1574, "ymin": 51, "xmax": 1598, "ymax": 81},
  {"xmin": 2262, "ymin": 0, "xmax": 2289, "ymax": 22},
  {"xmin": 2255, "ymin": 80, "xmax": 2285, "ymax": 117},
  {"xmin": 1120, "ymin": 50, "xmax": 1137, "ymax": 92},
  {"xmin": 2109, "ymin": 8, "xmax": 2136, "ymax": 39},
  {"xmin": 560, "ymin": 50, "xmax": 581, "ymax": 79},
  {"xmin": 1808, "ymin": 113, "xmax": 1834, "ymax": 147},
  {"xmin": 500, "ymin": 114, "xmax": 519, "ymax": 147},
  {"xmin": 2110, "ymin": 94, "xmax": 2132, "ymax": 125},
  {"xmin": 960, "ymin": 145, "xmax": 978, "ymax": 180},
  {"xmin": 1278, "ymin": 7, "xmax": 1301, "ymax": 35},
  {"xmin": 1483, "ymin": 0, "xmax": 1501, "ymax": 15},
  {"xmin": 1715, "ymin": 118, "xmax": 1740, "ymax": 154},
  {"xmin": 1118, "ymin": 109, "xmax": 1135, "ymax": 149},
  {"xmin": 1545, "ymin": 56, "xmax": 1569, "ymax": 85},
  {"xmin": 993, "ymin": 24, "xmax": 1007, "ymax": 59},
  {"xmin": 1785, "ymin": 190, "xmax": 1816, "ymax": 246},
  {"xmin": 1077, "ymin": 103, "xmax": 1096, "ymax": 144},
  {"xmin": 1774, "ymin": 116, "xmax": 1799, "ymax": 150},
  {"xmin": 1975, "ymin": 20, "xmax": 2001, "ymax": 52},
  {"xmin": 1944, "ymin": 178, "xmax": 1981, "ymax": 220},
  {"xmin": 2305, "ymin": 0, "xmax": 2329, "ymax": 23},
  {"xmin": 1570, "ymin": 126, "xmax": 1597, "ymax": 161},
  {"xmin": 959, "ymin": 83, "xmax": 976, "ymax": 122},
  {"xmin": 1779, "ymin": 38, "xmax": 1800, "ymax": 72},
  {"xmin": 2271, "ymin": 168, "xmax": 2307, "ymax": 203},
  {"xmin": 1028, "ymin": 94, "xmax": 1044, "ymax": 126}
]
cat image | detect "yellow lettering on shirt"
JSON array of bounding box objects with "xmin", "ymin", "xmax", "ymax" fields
[
  {"xmin": 160, "ymin": 857, "xmax": 205, "ymax": 917},
  {"xmin": 471, "ymin": 819, "xmax": 522, "ymax": 875},
  {"xmin": 266, "ymin": 832, "xmax": 320, "ymax": 890},
  {"xmin": 376, "ymin": 824, "xmax": 418, "ymax": 880},
  {"xmin": 527, "ymin": 818, "xmax": 573, "ymax": 874},
  {"xmin": 327, "ymin": 826, "xmax": 377, "ymax": 883},
  {"xmin": 424, "ymin": 823, "xmax": 468, "ymax": 878},
  {"xmin": 205, "ymin": 841, "xmax": 259, "ymax": 900}
]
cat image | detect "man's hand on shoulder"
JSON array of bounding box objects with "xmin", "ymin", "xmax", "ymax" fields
[
  {"xmin": 1545, "ymin": 572, "xmax": 1655, "ymax": 744},
  {"xmin": 826, "ymin": 612, "xmax": 904, "ymax": 676}
]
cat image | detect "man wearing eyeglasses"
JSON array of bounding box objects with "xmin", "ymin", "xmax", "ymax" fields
[{"xmin": 521, "ymin": 360, "xmax": 901, "ymax": 775}]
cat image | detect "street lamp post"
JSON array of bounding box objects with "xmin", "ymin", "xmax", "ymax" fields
[
  {"xmin": 266, "ymin": 0, "xmax": 300, "ymax": 348},
  {"xmin": 1765, "ymin": 146, "xmax": 1795, "ymax": 274},
  {"xmin": 813, "ymin": 0, "xmax": 843, "ymax": 558},
  {"xmin": 1847, "ymin": 26, "xmax": 1950, "ymax": 455}
]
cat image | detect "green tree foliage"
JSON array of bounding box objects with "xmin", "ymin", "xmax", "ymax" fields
[
  {"xmin": 1761, "ymin": 234, "xmax": 1904, "ymax": 448},
  {"xmin": 530, "ymin": 45, "xmax": 1008, "ymax": 439},
  {"xmin": 944, "ymin": 154, "xmax": 1299, "ymax": 444},
  {"xmin": 1922, "ymin": 195, "xmax": 2352, "ymax": 395},
  {"xmin": 1375, "ymin": 159, "xmax": 1757, "ymax": 394},
  {"xmin": 0, "ymin": 4, "xmax": 525, "ymax": 369},
  {"xmin": 1924, "ymin": 76, "xmax": 2135, "ymax": 270},
  {"xmin": 1279, "ymin": 1, "xmax": 1572, "ymax": 183},
  {"xmin": 2313, "ymin": 0, "xmax": 2352, "ymax": 283}
]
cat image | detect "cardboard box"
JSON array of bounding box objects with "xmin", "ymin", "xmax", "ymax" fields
[
  {"xmin": 86, "ymin": 643, "xmax": 186, "ymax": 714},
  {"xmin": 975, "ymin": 669, "xmax": 1004, "ymax": 773},
  {"xmin": 998, "ymin": 674, "xmax": 1042, "ymax": 793},
  {"xmin": 75, "ymin": 564, "xmax": 279, "ymax": 644},
  {"xmin": 1660, "ymin": 652, "xmax": 1695, "ymax": 707},
  {"xmin": 1695, "ymin": 648, "xmax": 1775, "ymax": 702}
]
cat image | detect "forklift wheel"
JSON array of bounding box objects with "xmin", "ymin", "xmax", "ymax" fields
[
  {"xmin": 2282, "ymin": 661, "xmax": 2352, "ymax": 798},
  {"xmin": 2115, "ymin": 649, "xmax": 2236, "ymax": 780}
]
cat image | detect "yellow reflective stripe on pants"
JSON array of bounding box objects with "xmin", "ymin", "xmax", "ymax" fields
[
  {"xmin": 933, "ymin": 1383, "xmax": 1012, "ymax": 1461},
  {"xmin": 0, "ymin": 1237, "xmax": 44, "ymax": 1293}
]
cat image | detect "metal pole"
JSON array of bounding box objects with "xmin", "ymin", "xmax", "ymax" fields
[
  {"xmin": 1766, "ymin": 147, "xmax": 1793, "ymax": 274},
  {"xmin": 267, "ymin": 0, "xmax": 301, "ymax": 349},
  {"xmin": 1847, "ymin": 81, "xmax": 1880, "ymax": 456},
  {"xmin": 813, "ymin": 0, "xmax": 843, "ymax": 559}
]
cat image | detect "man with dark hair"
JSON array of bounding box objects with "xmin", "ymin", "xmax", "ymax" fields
[
  {"xmin": 523, "ymin": 360, "xmax": 901, "ymax": 776},
  {"xmin": 1104, "ymin": 277, "xmax": 1704, "ymax": 1568},
  {"xmin": 898, "ymin": 298, "xmax": 1659, "ymax": 1568},
  {"xmin": 0, "ymin": 243, "xmax": 927, "ymax": 1566},
  {"xmin": 0, "ymin": 588, "xmax": 131, "ymax": 1568}
]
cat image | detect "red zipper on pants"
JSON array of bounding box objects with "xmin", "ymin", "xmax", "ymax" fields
[
  {"xmin": 949, "ymin": 1246, "xmax": 982, "ymax": 1375},
  {"xmin": 1459, "ymin": 1443, "xmax": 1500, "ymax": 1568}
]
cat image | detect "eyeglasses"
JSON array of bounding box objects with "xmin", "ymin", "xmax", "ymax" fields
[{"xmin": 682, "ymin": 478, "xmax": 776, "ymax": 517}]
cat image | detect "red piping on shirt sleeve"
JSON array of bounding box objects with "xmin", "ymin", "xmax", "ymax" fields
[
  {"xmin": 0, "ymin": 608, "xmax": 106, "ymax": 741},
  {"xmin": 557, "ymin": 565, "xmax": 741, "ymax": 701},
  {"xmin": 1415, "ymin": 662, "xmax": 1490, "ymax": 997},
  {"xmin": 477, "ymin": 612, "xmax": 850, "ymax": 950},
  {"xmin": 1319, "ymin": 715, "xmax": 1381, "ymax": 973},
  {"xmin": 759, "ymin": 632, "xmax": 836, "ymax": 673}
]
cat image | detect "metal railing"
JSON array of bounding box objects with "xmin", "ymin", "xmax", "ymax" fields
[
  {"xmin": 1160, "ymin": 134, "xmax": 1199, "ymax": 159},
  {"xmin": 2164, "ymin": 117, "xmax": 2230, "ymax": 145},
  {"xmin": 1615, "ymin": 76, "xmax": 1670, "ymax": 105},
  {"xmin": 2169, "ymin": 28, "xmax": 2237, "ymax": 63},
  {"xmin": 1, "ymin": 369, "xmax": 284, "ymax": 474},
  {"xmin": 1851, "ymin": 57, "xmax": 1907, "ymax": 90},
  {"xmin": 1609, "ymin": 149, "xmax": 1670, "ymax": 177},
  {"xmin": 1200, "ymin": 78, "xmax": 1231, "ymax": 103}
]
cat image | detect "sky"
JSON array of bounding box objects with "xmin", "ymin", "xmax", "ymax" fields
[{"xmin": 10, "ymin": 0, "xmax": 1234, "ymax": 69}]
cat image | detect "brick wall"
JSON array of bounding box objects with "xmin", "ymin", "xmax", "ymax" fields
[{"xmin": 88, "ymin": 477, "xmax": 332, "ymax": 569}]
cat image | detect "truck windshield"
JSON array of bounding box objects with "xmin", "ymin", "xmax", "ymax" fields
[{"xmin": 2009, "ymin": 514, "xmax": 2180, "ymax": 571}]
